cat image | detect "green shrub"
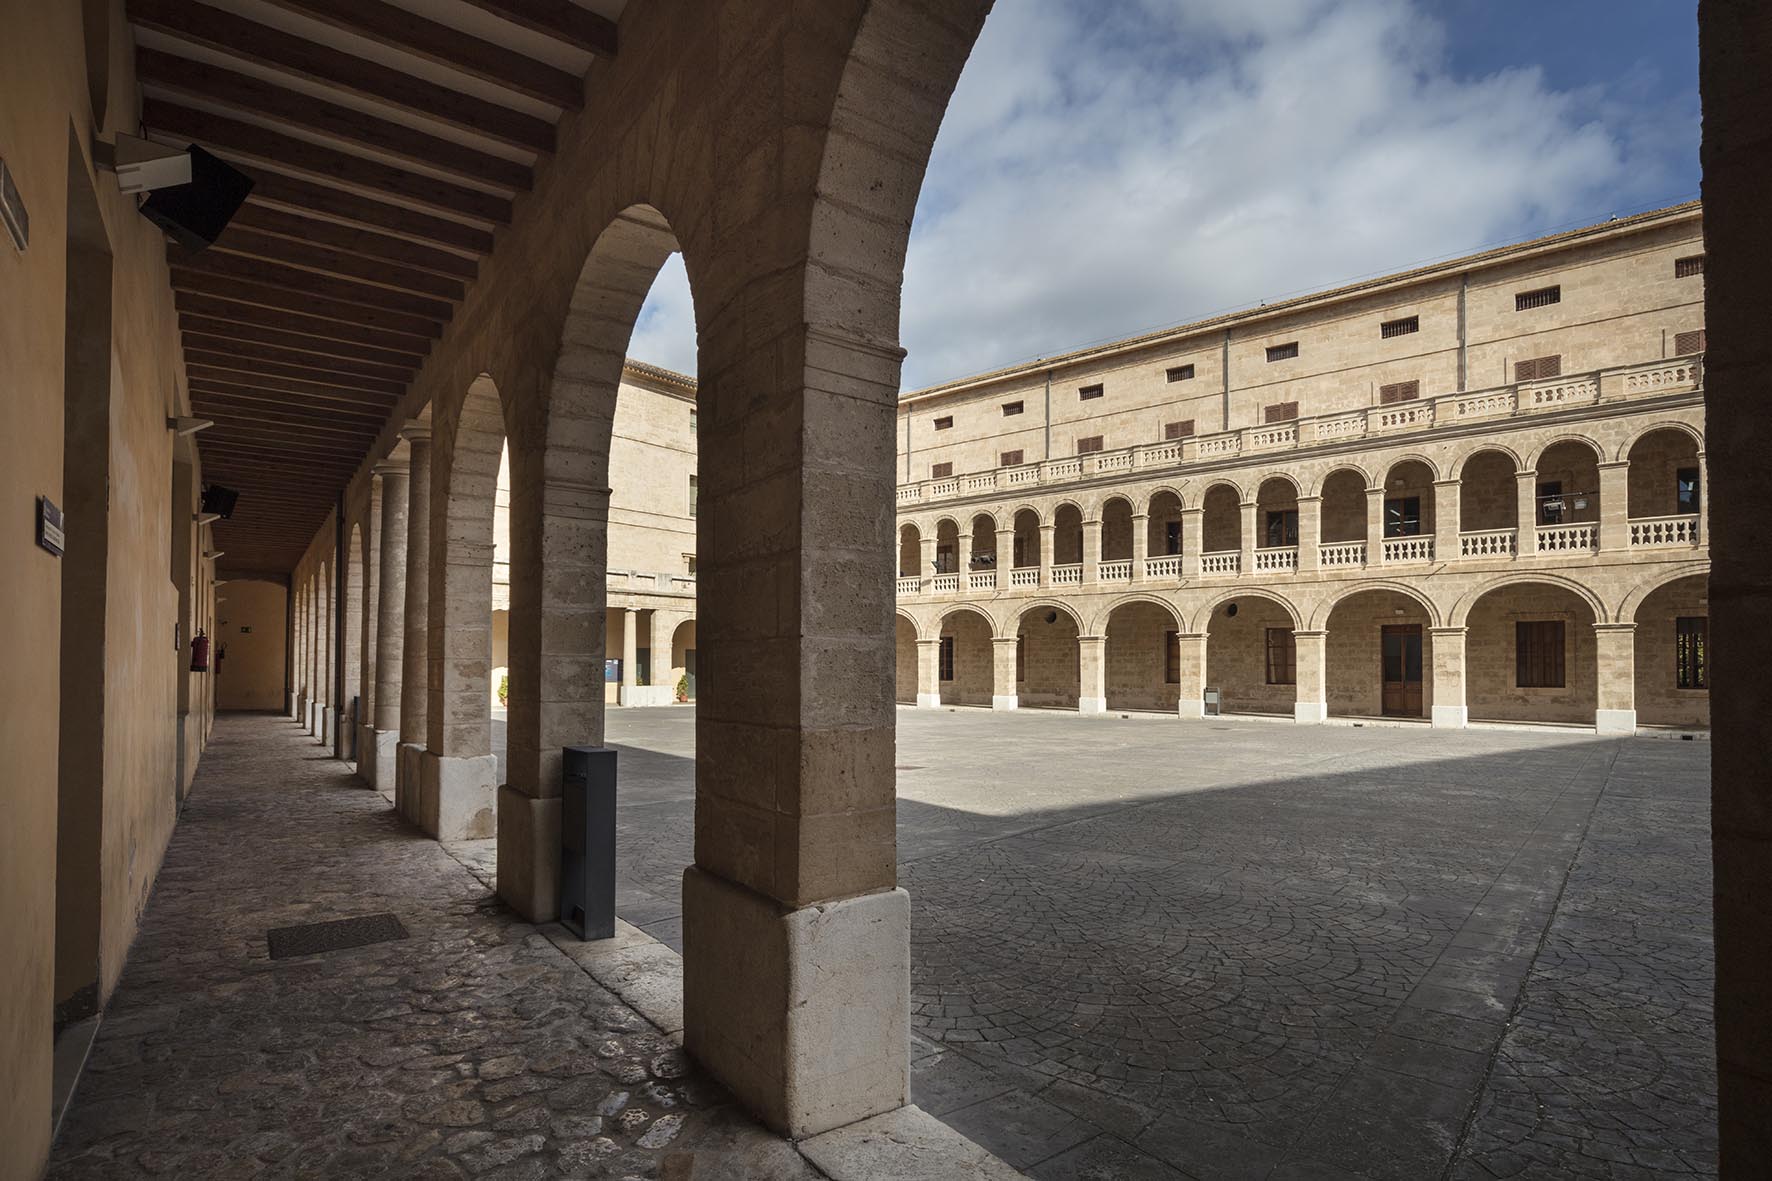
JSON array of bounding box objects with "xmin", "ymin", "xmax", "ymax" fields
[{"xmin": 498, "ymin": 673, "xmax": 509, "ymax": 707}]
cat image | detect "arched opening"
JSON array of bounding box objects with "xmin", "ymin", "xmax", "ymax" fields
[
  {"xmin": 1255, "ymin": 476, "xmax": 1300, "ymax": 568},
  {"xmin": 1205, "ymin": 594, "xmax": 1297, "ymax": 716},
  {"xmin": 1319, "ymin": 468, "xmax": 1367, "ymax": 554},
  {"xmin": 1465, "ymin": 581, "xmax": 1598, "ymax": 724},
  {"xmin": 1532, "ymin": 440, "xmax": 1601, "ymax": 540},
  {"xmin": 490, "ymin": 441, "xmax": 511, "ymax": 715},
  {"xmin": 899, "ymin": 522, "xmax": 922, "ymax": 578},
  {"xmin": 894, "ymin": 616, "xmax": 918, "ymax": 705},
  {"xmin": 1017, "ymin": 606, "xmax": 1080, "ymax": 709},
  {"xmin": 1633, "ymin": 575, "xmax": 1708, "ymax": 728},
  {"xmin": 1011, "ymin": 508, "xmax": 1040, "ymax": 573},
  {"xmin": 670, "ymin": 619, "xmax": 698, "ymax": 702},
  {"xmin": 1459, "ymin": 449, "xmax": 1519, "ymax": 554},
  {"xmin": 1627, "ymin": 428, "xmax": 1702, "ymax": 523},
  {"xmin": 1052, "ymin": 503, "xmax": 1084, "ymax": 569},
  {"xmin": 1101, "ymin": 496, "xmax": 1134, "ymax": 564},
  {"xmin": 968, "ymin": 513, "xmax": 997, "ymax": 577},
  {"xmin": 1201, "ymin": 483, "xmax": 1241, "ymax": 565},
  {"xmin": 1146, "ymin": 490, "xmax": 1183, "ymax": 562},
  {"xmin": 934, "ymin": 518, "xmax": 960, "ymax": 575},
  {"xmin": 342, "ymin": 521, "xmax": 364, "ymax": 754},
  {"xmin": 939, "ymin": 608, "xmax": 994, "ymax": 706},
  {"xmin": 1105, "ymin": 601, "xmax": 1182, "ymax": 711},
  {"xmin": 1325, "ymin": 589, "xmax": 1435, "ymax": 719},
  {"xmin": 1379, "ymin": 459, "xmax": 1435, "ymax": 555}
]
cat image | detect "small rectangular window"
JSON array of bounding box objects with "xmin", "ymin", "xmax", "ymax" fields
[
  {"xmin": 1263, "ymin": 401, "xmax": 1299, "ymax": 424},
  {"xmin": 685, "ymin": 555, "xmax": 697, "ymax": 575},
  {"xmin": 1164, "ymin": 419, "xmax": 1196, "ymax": 440},
  {"xmin": 1675, "ymin": 254, "xmax": 1705, "ymax": 278},
  {"xmin": 1265, "ymin": 510, "xmax": 1299, "ymax": 548},
  {"xmin": 1676, "ymin": 616, "xmax": 1707, "ymax": 689},
  {"xmin": 1001, "ymin": 449, "xmax": 1024, "ymax": 467},
  {"xmin": 1515, "ymin": 285, "xmax": 1561, "ymax": 311},
  {"xmin": 689, "ymin": 474, "xmax": 698, "ymax": 518},
  {"xmin": 1515, "ymin": 354, "xmax": 1563, "ymax": 382},
  {"xmin": 1265, "ymin": 628, "xmax": 1296, "ymax": 685},
  {"xmin": 939, "ymin": 635, "xmax": 955, "ymax": 682},
  {"xmin": 1380, "ymin": 316, "xmax": 1419, "ymax": 339},
  {"xmin": 933, "ymin": 415, "xmax": 953, "ymax": 430},
  {"xmin": 1516, "ymin": 620, "xmax": 1566, "ymax": 688},
  {"xmin": 1002, "ymin": 401, "xmax": 1024, "ymax": 416},
  {"xmin": 1164, "ymin": 630, "xmax": 1180, "ymax": 684},
  {"xmin": 1674, "ymin": 329, "xmax": 1707, "ymax": 355},
  {"xmin": 1677, "ymin": 467, "xmax": 1700, "ymax": 515},
  {"xmin": 1265, "ymin": 342, "xmax": 1299, "ymax": 362},
  {"xmin": 931, "ymin": 462, "xmax": 953, "ymax": 479},
  {"xmin": 689, "ymin": 409, "xmax": 697, "ymax": 433},
  {"xmin": 1166, "ymin": 364, "xmax": 1195, "ymax": 383},
  {"xmin": 1078, "ymin": 384, "xmax": 1104, "ymax": 401},
  {"xmin": 1076, "ymin": 435, "xmax": 1104, "ymax": 455},
  {"xmin": 1384, "ymin": 496, "xmax": 1421, "ymax": 537},
  {"xmin": 1379, "ymin": 379, "xmax": 1419, "ymax": 404}
]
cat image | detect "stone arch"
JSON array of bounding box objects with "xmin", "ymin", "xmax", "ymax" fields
[
  {"xmin": 1004, "ymin": 597, "xmax": 1084, "ymax": 638},
  {"xmin": 1015, "ymin": 601, "xmax": 1081, "ymax": 710},
  {"xmin": 1307, "ymin": 462, "xmax": 1372, "ymax": 497},
  {"xmin": 1526, "ymin": 433, "xmax": 1605, "ymax": 470},
  {"xmin": 1617, "ymin": 419, "xmax": 1704, "ymax": 463},
  {"xmin": 936, "ymin": 604, "xmax": 994, "ymax": 706},
  {"xmin": 1616, "ymin": 562, "xmax": 1712, "ymax": 624},
  {"xmin": 1378, "ymin": 452, "xmax": 1443, "ymax": 482},
  {"xmin": 1052, "ymin": 502, "xmax": 1085, "ymax": 566},
  {"xmin": 1530, "ymin": 437, "xmax": 1604, "ymax": 528},
  {"xmin": 1318, "ymin": 467, "xmax": 1368, "ymax": 544},
  {"xmin": 1201, "ymin": 590, "xmax": 1300, "ymax": 716},
  {"xmin": 1103, "ymin": 596, "xmax": 1184, "ymax": 712},
  {"xmin": 1100, "ymin": 495, "xmax": 1136, "ymax": 562},
  {"xmin": 1010, "ymin": 507, "xmax": 1041, "ymax": 570},
  {"xmin": 1457, "ymin": 447, "xmax": 1522, "ymax": 532},
  {"xmin": 1450, "ymin": 572, "xmax": 1608, "ymax": 628},
  {"xmin": 1462, "ymin": 577, "xmax": 1601, "ymax": 724},
  {"xmin": 894, "ymin": 613, "xmax": 919, "ymax": 705},
  {"xmin": 1191, "ymin": 587, "xmax": 1303, "ymax": 633},
  {"xmin": 967, "ymin": 511, "xmax": 1000, "ymax": 571},
  {"xmin": 1145, "ymin": 488, "xmax": 1185, "ymax": 558},
  {"xmin": 1627, "ymin": 571, "xmax": 1709, "ymax": 729},
  {"xmin": 1378, "ymin": 456, "xmax": 1437, "ymax": 536},
  {"xmin": 342, "ymin": 519, "xmax": 365, "ymax": 748},
  {"xmin": 1309, "ymin": 580, "xmax": 1444, "ymax": 629},
  {"xmin": 898, "ymin": 522, "xmax": 922, "ymax": 577},
  {"xmin": 933, "ymin": 516, "xmax": 962, "ymax": 573},
  {"xmin": 1321, "ymin": 586, "xmax": 1439, "ymax": 720},
  {"xmin": 1090, "ymin": 593, "xmax": 1183, "ymax": 637},
  {"xmin": 1199, "ymin": 482, "xmax": 1244, "ymax": 555},
  {"xmin": 1625, "ymin": 426, "xmax": 1704, "ymax": 518},
  {"xmin": 1449, "ymin": 442, "xmax": 1523, "ymax": 479}
]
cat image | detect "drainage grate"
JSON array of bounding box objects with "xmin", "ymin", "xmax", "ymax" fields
[{"xmin": 267, "ymin": 913, "xmax": 409, "ymax": 960}]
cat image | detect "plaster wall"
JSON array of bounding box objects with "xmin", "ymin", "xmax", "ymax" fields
[
  {"xmin": 1017, "ymin": 610, "xmax": 1081, "ymax": 709},
  {"xmin": 217, "ymin": 580, "xmax": 290, "ymax": 711},
  {"xmin": 1324, "ymin": 590, "xmax": 1436, "ymax": 718}
]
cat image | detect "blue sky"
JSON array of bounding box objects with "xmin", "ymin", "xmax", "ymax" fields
[{"xmin": 627, "ymin": 0, "xmax": 1699, "ymax": 389}]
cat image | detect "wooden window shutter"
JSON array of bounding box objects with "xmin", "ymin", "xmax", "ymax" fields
[
  {"xmin": 1674, "ymin": 329, "xmax": 1707, "ymax": 355},
  {"xmin": 1076, "ymin": 435, "xmax": 1104, "ymax": 454},
  {"xmin": 1263, "ymin": 401, "xmax": 1299, "ymax": 423},
  {"xmin": 1515, "ymin": 355, "xmax": 1562, "ymax": 382},
  {"xmin": 931, "ymin": 462, "xmax": 953, "ymax": 479},
  {"xmin": 1379, "ymin": 380, "xmax": 1419, "ymax": 404},
  {"xmin": 1000, "ymin": 449, "xmax": 1024, "ymax": 467},
  {"xmin": 1164, "ymin": 419, "xmax": 1196, "ymax": 440}
]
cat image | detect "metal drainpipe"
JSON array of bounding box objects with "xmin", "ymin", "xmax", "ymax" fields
[
  {"xmin": 1043, "ymin": 369, "xmax": 1052, "ymax": 460},
  {"xmin": 1221, "ymin": 329, "xmax": 1231, "ymax": 432},
  {"xmin": 1457, "ymin": 272, "xmax": 1469, "ymax": 392}
]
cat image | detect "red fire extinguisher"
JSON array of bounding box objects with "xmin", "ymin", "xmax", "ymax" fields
[{"xmin": 190, "ymin": 629, "xmax": 210, "ymax": 673}]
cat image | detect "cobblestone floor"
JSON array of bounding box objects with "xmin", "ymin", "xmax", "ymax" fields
[
  {"xmin": 561, "ymin": 707, "xmax": 1716, "ymax": 1180},
  {"xmin": 47, "ymin": 714, "xmax": 817, "ymax": 1180}
]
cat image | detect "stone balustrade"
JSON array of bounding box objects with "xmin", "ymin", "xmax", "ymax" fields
[
  {"xmin": 1460, "ymin": 529, "xmax": 1518, "ymax": 558},
  {"xmin": 1630, "ymin": 514, "xmax": 1700, "ymax": 546}
]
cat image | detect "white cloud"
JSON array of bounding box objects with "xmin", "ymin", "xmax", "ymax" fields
[
  {"xmin": 624, "ymin": 0, "xmax": 1692, "ymax": 390},
  {"xmin": 624, "ymin": 252, "xmax": 698, "ymax": 378}
]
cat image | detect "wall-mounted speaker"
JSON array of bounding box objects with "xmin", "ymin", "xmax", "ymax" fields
[
  {"xmin": 140, "ymin": 145, "xmax": 253, "ymax": 253},
  {"xmin": 201, "ymin": 484, "xmax": 240, "ymax": 519}
]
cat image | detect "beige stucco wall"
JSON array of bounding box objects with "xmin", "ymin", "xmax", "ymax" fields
[{"xmin": 217, "ymin": 580, "xmax": 289, "ymax": 712}]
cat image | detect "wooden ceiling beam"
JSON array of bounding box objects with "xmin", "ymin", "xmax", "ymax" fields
[
  {"xmin": 178, "ymin": 310, "xmax": 426, "ymax": 369},
  {"xmin": 137, "ymin": 51, "xmax": 531, "ymax": 194},
  {"xmin": 257, "ymin": 0, "xmax": 585, "ymax": 109},
  {"xmin": 126, "ymin": 0, "xmax": 557, "ymax": 152},
  {"xmin": 170, "ymin": 269, "xmax": 442, "ymax": 342},
  {"xmin": 181, "ymin": 330, "xmax": 417, "ymax": 383},
  {"xmin": 190, "ymin": 374, "xmax": 398, "ymax": 414},
  {"xmin": 172, "ymin": 248, "xmax": 454, "ymax": 322},
  {"xmin": 186, "ymin": 352, "xmax": 406, "ymax": 398},
  {"xmin": 191, "ymin": 393, "xmax": 390, "ymax": 433},
  {"xmin": 209, "ymin": 228, "xmax": 464, "ymax": 303},
  {"xmin": 144, "ymin": 99, "xmax": 512, "ymax": 225},
  {"xmin": 227, "ymin": 205, "xmax": 477, "ymax": 281},
  {"xmin": 246, "ymin": 170, "xmax": 494, "ymax": 255},
  {"xmin": 461, "ymin": 0, "xmax": 618, "ymax": 59},
  {"xmin": 191, "ymin": 383, "xmax": 391, "ymax": 422}
]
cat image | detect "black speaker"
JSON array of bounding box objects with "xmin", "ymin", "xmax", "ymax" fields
[
  {"xmin": 201, "ymin": 484, "xmax": 240, "ymax": 519},
  {"xmin": 140, "ymin": 146, "xmax": 254, "ymax": 253}
]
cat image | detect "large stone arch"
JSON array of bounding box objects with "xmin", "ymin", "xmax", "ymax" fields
[
  {"xmin": 1616, "ymin": 562, "xmax": 1712, "ymax": 623},
  {"xmin": 1000, "ymin": 597, "xmax": 1084, "ymax": 639},
  {"xmin": 936, "ymin": 604, "xmax": 994, "ymax": 706},
  {"xmin": 1188, "ymin": 586, "xmax": 1304, "ymax": 633},
  {"xmin": 1200, "ymin": 589, "xmax": 1301, "ymax": 716},
  {"xmin": 1616, "ymin": 418, "xmax": 1704, "ymax": 464},
  {"xmin": 1306, "ymin": 462, "xmax": 1373, "ymax": 497},
  {"xmin": 1088, "ymin": 592, "xmax": 1183, "ymax": 637},
  {"xmin": 1101, "ymin": 595, "xmax": 1185, "ymax": 713},
  {"xmin": 1525, "ymin": 432, "xmax": 1605, "ymax": 470},
  {"xmin": 1449, "ymin": 441, "xmax": 1524, "ymax": 479},
  {"xmin": 1309, "ymin": 579, "xmax": 1445, "ymax": 630},
  {"xmin": 1449, "ymin": 571, "xmax": 1609, "ymax": 628}
]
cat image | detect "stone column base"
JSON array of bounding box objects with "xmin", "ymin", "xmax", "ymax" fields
[
  {"xmin": 991, "ymin": 695, "xmax": 1018, "ymax": 711},
  {"xmin": 368, "ymin": 730, "xmax": 398, "ymax": 795},
  {"xmin": 915, "ymin": 693, "xmax": 941, "ymax": 708},
  {"xmin": 1432, "ymin": 705, "xmax": 1469, "ymax": 729},
  {"xmin": 1294, "ymin": 701, "xmax": 1327, "ymax": 723},
  {"xmin": 1595, "ymin": 708, "xmax": 1637, "ymax": 735},
  {"xmin": 1079, "ymin": 696, "xmax": 1107, "ymax": 715},
  {"xmin": 418, "ymin": 751, "xmax": 497, "ymax": 840},
  {"xmin": 683, "ymin": 868, "xmax": 910, "ymax": 1139},
  {"xmin": 395, "ymin": 741, "xmax": 425, "ymax": 823},
  {"xmin": 354, "ymin": 723, "xmax": 376, "ymax": 781},
  {"xmin": 497, "ymin": 786, "xmax": 561, "ymax": 922},
  {"xmin": 1178, "ymin": 699, "xmax": 1205, "ymax": 719},
  {"xmin": 289, "ymin": 691, "xmax": 299, "ymax": 718}
]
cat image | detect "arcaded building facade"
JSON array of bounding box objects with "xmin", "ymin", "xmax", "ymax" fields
[{"xmin": 893, "ymin": 206, "xmax": 1709, "ymax": 734}]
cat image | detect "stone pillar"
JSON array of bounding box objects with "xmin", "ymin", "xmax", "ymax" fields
[
  {"xmin": 1238, "ymin": 500, "xmax": 1257, "ymax": 573},
  {"xmin": 1078, "ymin": 634, "xmax": 1107, "ymax": 713},
  {"xmin": 1433, "ymin": 479, "xmax": 1461, "ymax": 561},
  {"xmin": 915, "ymin": 638, "xmax": 941, "ymax": 708},
  {"xmin": 1366, "ymin": 487, "xmax": 1386, "ymax": 563},
  {"xmin": 1082, "ymin": 517, "xmax": 1102, "ymax": 583},
  {"xmin": 1695, "ymin": 451, "xmax": 1707, "ymax": 546},
  {"xmin": 1597, "ymin": 461, "xmax": 1631, "ymax": 552},
  {"xmin": 1594, "ymin": 622, "xmax": 1637, "ymax": 734},
  {"xmin": 995, "ymin": 528, "xmax": 1015, "ymax": 582},
  {"xmin": 1038, "ymin": 522, "xmax": 1056, "ymax": 586},
  {"xmin": 919, "ymin": 534, "xmax": 937, "ymax": 579},
  {"xmin": 1180, "ymin": 507, "xmax": 1203, "ymax": 578},
  {"xmin": 396, "ymin": 424, "xmax": 432, "ymax": 823},
  {"xmin": 355, "ymin": 479, "xmax": 381, "ymax": 782},
  {"xmin": 957, "ymin": 528, "xmax": 973, "ymax": 578},
  {"xmin": 1293, "ymin": 629, "xmax": 1327, "ymax": 723},
  {"xmin": 991, "ymin": 636, "xmax": 1018, "ymax": 710},
  {"xmin": 1429, "ymin": 626, "xmax": 1468, "ymax": 728},
  {"xmin": 1131, "ymin": 512, "xmax": 1149, "ymax": 579},
  {"xmin": 1297, "ymin": 496, "xmax": 1321, "ymax": 573},
  {"xmin": 619, "ymin": 607, "xmax": 639, "ymax": 705},
  {"xmin": 294, "ymin": 589, "xmax": 307, "ymax": 722},
  {"xmin": 369, "ymin": 461, "xmax": 408, "ymax": 791},
  {"xmin": 1176, "ymin": 632, "xmax": 1208, "ymax": 718},
  {"xmin": 1515, "ymin": 470, "xmax": 1539, "ymax": 556}
]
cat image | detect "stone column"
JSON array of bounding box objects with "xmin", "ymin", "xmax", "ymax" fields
[
  {"xmin": 1078, "ymin": 634, "xmax": 1107, "ymax": 713},
  {"xmin": 1515, "ymin": 470, "xmax": 1539, "ymax": 556},
  {"xmin": 355, "ymin": 480, "xmax": 381, "ymax": 781},
  {"xmin": 1038, "ymin": 522, "xmax": 1056, "ymax": 586},
  {"xmin": 368, "ymin": 460, "xmax": 409, "ymax": 790},
  {"xmin": 1238, "ymin": 500, "xmax": 1257, "ymax": 573},
  {"xmin": 1293, "ymin": 629, "xmax": 1327, "ymax": 723},
  {"xmin": 919, "ymin": 534, "xmax": 937, "ymax": 579},
  {"xmin": 1082, "ymin": 517, "xmax": 1102, "ymax": 583},
  {"xmin": 1176, "ymin": 632, "xmax": 1208, "ymax": 718},
  {"xmin": 1180, "ymin": 507, "xmax": 1203, "ymax": 577},
  {"xmin": 1597, "ymin": 461, "xmax": 1631, "ymax": 552},
  {"xmin": 1695, "ymin": 451, "xmax": 1707, "ymax": 546},
  {"xmin": 991, "ymin": 636, "xmax": 1018, "ymax": 710},
  {"xmin": 1433, "ymin": 479, "xmax": 1461, "ymax": 561},
  {"xmin": 1594, "ymin": 622, "xmax": 1637, "ymax": 734},
  {"xmin": 915, "ymin": 638, "xmax": 941, "ymax": 708},
  {"xmin": 957, "ymin": 528, "xmax": 973, "ymax": 579},
  {"xmin": 995, "ymin": 528, "xmax": 1015, "ymax": 584},
  {"xmin": 1297, "ymin": 496, "xmax": 1321, "ymax": 573},
  {"xmin": 1429, "ymin": 626, "xmax": 1468, "ymax": 728},
  {"xmin": 294, "ymin": 588, "xmax": 307, "ymax": 722},
  {"xmin": 1366, "ymin": 487, "xmax": 1387, "ymax": 564},
  {"xmin": 396, "ymin": 424, "xmax": 432, "ymax": 823},
  {"xmin": 1130, "ymin": 512, "xmax": 1149, "ymax": 579},
  {"xmin": 619, "ymin": 607, "xmax": 639, "ymax": 705}
]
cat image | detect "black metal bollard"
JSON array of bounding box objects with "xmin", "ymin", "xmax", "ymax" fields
[{"xmin": 559, "ymin": 746, "xmax": 617, "ymax": 940}]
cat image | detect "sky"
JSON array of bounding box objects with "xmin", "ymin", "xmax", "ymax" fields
[{"xmin": 624, "ymin": 0, "xmax": 1699, "ymax": 391}]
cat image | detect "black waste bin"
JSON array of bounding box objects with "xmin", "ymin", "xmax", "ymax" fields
[{"xmin": 560, "ymin": 745, "xmax": 617, "ymax": 940}]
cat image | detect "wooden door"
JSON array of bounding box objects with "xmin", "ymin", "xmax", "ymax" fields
[{"xmin": 1381, "ymin": 625, "xmax": 1423, "ymax": 717}]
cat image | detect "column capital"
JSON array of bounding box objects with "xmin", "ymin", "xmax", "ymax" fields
[
  {"xmin": 399, "ymin": 421, "xmax": 432, "ymax": 444},
  {"xmin": 1593, "ymin": 621, "xmax": 1637, "ymax": 635},
  {"xmin": 1597, "ymin": 459, "xmax": 1631, "ymax": 471},
  {"xmin": 1432, "ymin": 478, "xmax": 1461, "ymax": 488},
  {"xmin": 1038, "ymin": 522, "xmax": 1056, "ymax": 533},
  {"xmin": 1428, "ymin": 625, "xmax": 1468, "ymax": 638},
  {"xmin": 1131, "ymin": 511, "xmax": 1150, "ymax": 521},
  {"xmin": 1293, "ymin": 629, "xmax": 1328, "ymax": 639},
  {"xmin": 992, "ymin": 634, "xmax": 1018, "ymax": 646},
  {"xmin": 1297, "ymin": 494, "xmax": 1322, "ymax": 504},
  {"xmin": 1514, "ymin": 468, "xmax": 1538, "ymax": 479},
  {"xmin": 916, "ymin": 636, "xmax": 941, "ymax": 647},
  {"xmin": 1078, "ymin": 633, "xmax": 1106, "ymax": 644},
  {"xmin": 372, "ymin": 460, "xmax": 409, "ymax": 478}
]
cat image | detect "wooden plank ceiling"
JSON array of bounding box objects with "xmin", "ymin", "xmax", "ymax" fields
[{"xmin": 127, "ymin": 0, "xmax": 623, "ymax": 573}]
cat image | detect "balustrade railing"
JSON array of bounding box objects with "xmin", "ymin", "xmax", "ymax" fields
[
  {"xmin": 1051, "ymin": 563, "xmax": 1083, "ymax": 586},
  {"xmin": 1535, "ymin": 523, "xmax": 1598, "ymax": 552},
  {"xmin": 1010, "ymin": 568, "xmax": 1039, "ymax": 587},
  {"xmin": 931, "ymin": 573, "xmax": 960, "ymax": 593},
  {"xmin": 1201, "ymin": 551, "xmax": 1240, "ymax": 576},
  {"xmin": 1144, "ymin": 555, "xmax": 1181, "ymax": 579},
  {"xmin": 1459, "ymin": 529, "xmax": 1517, "ymax": 558},
  {"xmin": 1318, "ymin": 542, "xmax": 1366, "ymax": 568},
  {"xmin": 1629, "ymin": 515, "xmax": 1700, "ymax": 546},
  {"xmin": 968, "ymin": 570, "xmax": 998, "ymax": 590},
  {"xmin": 896, "ymin": 575, "xmax": 921, "ymax": 594},
  {"xmin": 1099, "ymin": 559, "xmax": 1133, "ymax": 582},
  {"xmin": 1253, "ymin": 546, "xmax": 1299, "ymax": 573},
  {"xmin": 1382, "ymin": 536, "xmax": 1435, "ymax": 563}
]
